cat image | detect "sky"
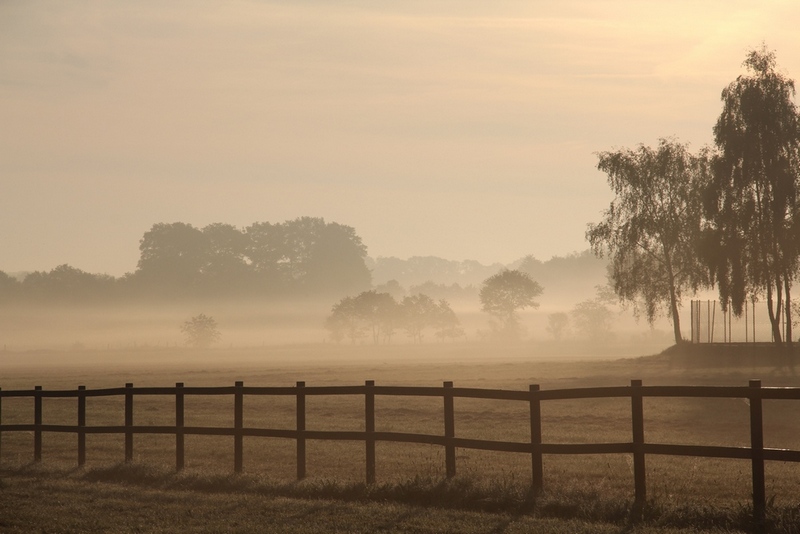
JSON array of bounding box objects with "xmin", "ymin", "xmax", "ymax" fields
[{"xmin": 2, "ymin": 1, "xmax": 799, "ymax": 277}]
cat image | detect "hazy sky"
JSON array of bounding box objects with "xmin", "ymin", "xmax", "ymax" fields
[{"xmin": 2, "ymin": 1, "xmax": 799, "ymax": 276}]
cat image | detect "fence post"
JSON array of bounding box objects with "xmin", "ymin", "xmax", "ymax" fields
[
  {"xmin": 176, "ymin": 382, "xmax": 184, "ymax": 471},
  {"xmin": 234, "ymin": 381, "xmax": 243, "ymax": 473},
  {"xmin": 125, "ymin": 383, "xmax": 133, "ymax": 462},
  {"xmin": 0, "ymin": 386, "xmax": 3, "ymax": 462},
  {"xmin": 529, "ymin": 384, "xmax": 543, "ymax": 494},
  {"xmin": 365, "ymin": 380, "xmax": 376, "ymax": 484},
  {"xmin": 749, "ymin": 379, "xmax": 766, "ymax": 528},
  {"xmin": 443, "ymin": 381, "xmax": 455, "ymax": 478},
  {"xmin": 34, "ymin": 385, "xmax": 42, "ymax": 462},
  {"xmin": 296, "ymin": 381, "xmax": 306, "ymax": 480},
  {"xmin": 631, "ymin": 379, "xmax": 646, "ymax": 519},
  {"xmin": 78, "ymin": 385, "xmax": 86, "ymax": 466}
]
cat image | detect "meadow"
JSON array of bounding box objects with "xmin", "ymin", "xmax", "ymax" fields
[{"xmin": 2, "ymin": 343, "xmax": 800, "ymax": 533}]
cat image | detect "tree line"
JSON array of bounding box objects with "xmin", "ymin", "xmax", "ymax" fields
[
  {"xmin": 327, "ymin": 269, "xmax": 544, "ymax": 344},
  {"xmin": 0, "ymin": 217, "xmax": 371, "ymax": 302},
  {"xmin": 1, "ymin": 222, "xmax": 608, "ymax": 307},
  {"xmin": 325, "ymin": 291, "xmax": 464, "ymax": 344},
  {"xmin": 588, "ymin": 47, "xmax": 800, "ymax": 347}
]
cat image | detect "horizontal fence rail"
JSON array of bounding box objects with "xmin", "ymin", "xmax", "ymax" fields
[{"xmin": 1, "ymin": 379, "xmax": 799, "ymax": 527}]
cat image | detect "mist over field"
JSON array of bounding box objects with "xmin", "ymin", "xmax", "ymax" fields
[
  {"xmin": 0, "ymin": 219, "xmax": 676, "ymax": 357},
  {"xmin": 6, "ymin": 4, "xmax": 800, "ymax": 532},
  {"xmin": 0, "ymin": 261, "xmax": 673, "ymax": 355}
]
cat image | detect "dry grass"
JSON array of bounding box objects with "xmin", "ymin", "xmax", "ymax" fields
[{"xmin": 2, "ymin": 343, "xmax": 800, "ymax": 532}]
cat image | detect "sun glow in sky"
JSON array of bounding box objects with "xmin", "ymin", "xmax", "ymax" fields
[{"xmin": 2, "ymin": 1, "xmax": 799, "ymax": 275}]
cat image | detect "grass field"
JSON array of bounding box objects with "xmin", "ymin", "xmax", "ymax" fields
[{"xmin": 2, "ymin": 343, "xmax": 800, "ymax": 533}]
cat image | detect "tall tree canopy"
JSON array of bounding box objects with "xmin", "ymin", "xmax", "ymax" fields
[
  {"xmin": 587, "ymin": 138, "xmax": 710, "ymax": 344},
  {"xmin": 134, "ymin": 217, "xmax": 371, "ymax": 298},
  {"xmin": 704, "ymin": 46, "xmax": 800, "ymax": 345},
  {"xmin": 136, "ymin": 222, "xmax": 208, "ymax": 295},
  {"xmin": 201, "ymin": 223, "xmax": 251, "ymax": 295}
]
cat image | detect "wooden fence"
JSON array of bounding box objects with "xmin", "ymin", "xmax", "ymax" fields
[{"xmin": 2, "ymin": 379, "xmax": 800, "ymax": 526}]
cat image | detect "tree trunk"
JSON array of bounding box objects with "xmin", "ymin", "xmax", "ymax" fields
[
  {"xmin": 785, "ymin": 277, "xmax": 795, "ymax": 371},
  {"xmin": 785, "ymin": 276, "xmax": 793, "ymax": 344},
  {"xmin": 670, "ymin": 290, "xmax": 682, "ymax": 344},
  {"xmin": 766, "ymin": 280, "xmax": 783, "ymax": 345},
  {"xmin": 665, "ymin": 253, "xmax": 683, "ymax": 344}
]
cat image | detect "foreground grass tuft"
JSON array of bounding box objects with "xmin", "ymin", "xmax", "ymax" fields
[{"xmin": 20, "ymin": 462, "xmax": 789, "ymax": 533}]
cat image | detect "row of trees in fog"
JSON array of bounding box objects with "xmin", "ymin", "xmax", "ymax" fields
[
  {"xmin": 588, "ymin": 47, "xmax": 800, "ymax": 346},
  {"xmin": 0, "ymin": 217, "xmax": 371, "ymax": 301},
  {"xmin": 327, "ymin": 270, "xmax": 545, "ymax": 344},
  {"xmin": 326, "ymin": 291, "xmax": 464, "ymax": 344},
  {"xmin": 0, "ymin": 223, "xmax": 607, "ymax": 306}
]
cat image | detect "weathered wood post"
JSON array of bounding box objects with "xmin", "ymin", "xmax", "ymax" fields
[
  {"xmin": 443, "ymin": 381, "xmax": 455, "ymax": 478},
  {"xmin": 234, "ymin": 381, "xmax": 243, "ymax": 473},
  {"xmin": 631, "ymin": 379, "xmax": 646, "ymax": 519},
  {"xmin": 529, "ymin": 384, "xmax": 543, "ymax": 494},
  {"xmin": 125, "ymin": 383, "xmax": 134, "ymax": 462},
  {"xmin": 365, "ymin": 380, "xmax": 376, "ymax": 484},
  {"xmin": 0, "ymin": 386, "xmax": 3, "ymax": 462},
  {"xmin": 749, "ymin": 379, "xmax": 765, "ymax": 529},
  {"xmin": 296, "ymin": 381, "xmax": 306, "ymax": 480},
  {"xmin": 34, "ymin": 385, "xmax": 42, "ymax": 461},
  {"xmin": 78, "ymin": 385, "xmax": 86, "ymax": 466},
  {"xmin": 176, "ymin": 382, "xmax": 185, "ymax": 471}
]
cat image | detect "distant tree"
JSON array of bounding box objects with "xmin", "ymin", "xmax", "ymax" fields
[
  {"xmin": 325, "ymin": 295, "xmax": 365, "ymax": 344},
  {"xmin": 704, "ymin": 46, "xmax": 800, "ymax": 346},
  {"xmin": 515, "ymin": 251, "xmax": 609, "ymax": 308},
  {"xmin": 546, "ymin": 312, "xmax": 569, "ymax": 341},
  {"xmin": 401, "ymin": 293, "xmax": 441, "ymax": 343},
  {"xmin": 354, "ymin": 290, "xmax": 399, "ymax": 344},
  {"xmin": 21, "ymin": 264, "xmax": 116, "ymax": 302},
  {"xmin": 570, "ymin": 298, "xmax": 614, "ymax": 342},
  {"xmin": 246, "ymin": 217, "xmax": 371, "ymax": 296},
  {"xmin": 326, "ymin": 291, "xmax": 398, "ymax": 344},
  {"xmin": 374, "ymin": 279, "xmax": 406, "ymax": 301},
  {"xmin": 479, "ymin": 270, "xmax": 543, "ymax": 338},
  {"xmin": 586, "ymin": 138, "xmax": 711, "ymax": 344},
  {"xmin": 181, "ymin": 314, "xmax": 221, "ymax": 348},
  {"xmin": 433, "ymin": 299, "xmax": 465, "ymax": 342},
  {"xmin": 244, "ymin": 221, "xmax": 286, "ymax": 290},
  {"xmin": 0, "ymin": 271, "xmax": 21, "ymax": 302},
  {"xmin": 516, "ymin": 255, "xmax": 544, "ymax": 280},
  {"xmin": 302, "ymin": 221, "xmax": 371, "ymax": 295},
  {"xmin": 135, "ymin": 222, "xmax": 208, "ymax": 295},
  {"xmin": 131, "ymin": 217, "xmax": 371, "ymax": 299},
  {"xmin": 200, "ymin": 223, "xmax": 250, "ymax": 295}
]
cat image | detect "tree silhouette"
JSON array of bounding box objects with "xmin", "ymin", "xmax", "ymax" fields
[
  {"xmin": 433, "ymin": 299, "xmax": 464, "ymax": 342},
  {"xmin": 180, "ymin": 314, "xmax": 221, "ymax": 348},
  {"xmin": 401, "ymin": 293, "xmax": 440, "ymax": 343},
  {"xmin": 21, "ymin": 264, "xmax": 116, "ymax": 302},
  {"xmin": 479, "ymin": 270, "xmax": 542, "ymax": 338},
  {"xmin": 704, "ymin": 46, "xmax": 800, "ymax": 346},
  {"xmin": 201, "ymin": 223, "xmax": 250, "ymax": 295},
  {"xmin": 326, "ymin": 295, "xmax": 364, "ymax": 344},
  {"xmin": 546, "ymin": 312, "xmax": 569, "ymax": 341},
  {"xmin": 136, "ymin": 222, "xmax": 208, "ymax": 295},
  {"xmin": 571, "ymin": 298, "xmax": 614, "ymax": 341},
  {"xmin": 587, "ymin": 138, "xmax": 710, "ymax": 344},
  {"xmin": 326, "ymin": 291, "xmax": 398, "ymax": 344},
  {"xmin": 0, "ymin": 271, "xmax": 20, "ymax": 301}
]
